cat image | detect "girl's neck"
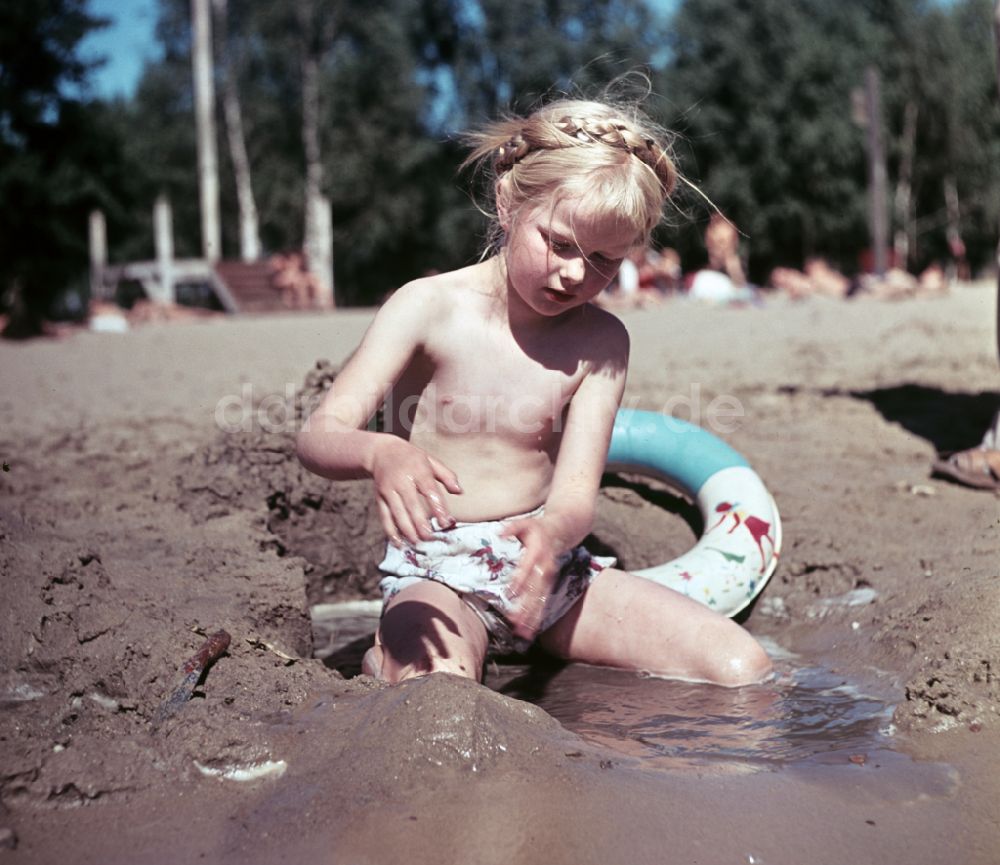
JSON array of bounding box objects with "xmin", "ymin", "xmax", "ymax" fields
[{"xmin": 488, "ymin": 254, "xmax": 577, "ymax": 333}]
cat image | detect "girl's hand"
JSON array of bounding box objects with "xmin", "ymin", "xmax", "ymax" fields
[
  {"xmin": 499, "ymin": 516, "xmax": 567, "ymax": 642},
  {"xmin": 369, "ymin": 436, "xmax": 462, "ymax": 545}
]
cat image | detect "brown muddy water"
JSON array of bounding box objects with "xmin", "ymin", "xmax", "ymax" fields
[{"xmin": 310, "ymin": 604, "xmax": 957, "ymax": 794}]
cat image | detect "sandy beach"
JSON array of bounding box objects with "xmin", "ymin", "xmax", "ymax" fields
[{"xmin": 2, "ymin": 283, "xmax": 999, "ymax": 864}]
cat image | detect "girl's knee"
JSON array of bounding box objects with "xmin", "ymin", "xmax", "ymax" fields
[
  {"xmin": 707, "ymin": 636, "xmax": 772, "ymax": 687},
  {"xmin": 373, "ymin": 584, "xmax": 488, "ymax": 683}
]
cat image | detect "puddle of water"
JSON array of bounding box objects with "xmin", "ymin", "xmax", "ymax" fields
[
  {"xmin": 486, "ymin": 654, "xmax": 897, "ymax": 770},
  {"xmin": 312, "ymin": 605, "xmax": 912, "ymax": 775}
]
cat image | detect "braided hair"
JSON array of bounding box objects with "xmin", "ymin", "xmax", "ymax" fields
[{"xmin": 463, "ymin": 98, "xmax": 678, "ymax": 251}]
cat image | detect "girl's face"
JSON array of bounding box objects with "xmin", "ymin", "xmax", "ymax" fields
[{"xmin": 501, "ymin": 196, "xmax": 638, "ymax": 317}]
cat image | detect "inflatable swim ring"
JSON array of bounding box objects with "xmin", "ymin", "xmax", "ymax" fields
[{"xmin": 606, "ymin": 409, "xmax": 781, "ymax": 617}]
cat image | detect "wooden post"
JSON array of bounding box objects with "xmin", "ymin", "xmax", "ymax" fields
[
  {"xmin": 865, "ymin": 67, "xmax": 889, "ymax": 277},
  {"xmin": 192, "ymin": 0, "xmax": 221, "ymax": 263},
  {"xmin": 154, "ymin": 195, "xmax": 175, "ymax": 305},
  {"xmin": 88, "ymin": 209, "xmax": 107, "ymax": 301}
]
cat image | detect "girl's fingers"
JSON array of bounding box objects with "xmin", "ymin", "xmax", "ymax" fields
[
  {"xmin": 428, "ymin": 455, "xmax": 463, "ymax": 495},
  {"xmin": 510, "ymin": 593, "xmax": 546, "ymax": 640},
  {"xmin": 498, "ymin": 518, "xmax": 530, "ymax": 543},
  {"xmin": 376, "ymin": 497, "xmax": 402, "ymax": 547},
  {"xmin": 387, "ymin": 489, "xmax": 424, "ymax": 545},
  {"xmin": 394, "ymin": 475, "xmax": 442, "ymax": 540},
  {"xmin": 413, "ymin": 478, "xmax": 455, "ymax": 529}
]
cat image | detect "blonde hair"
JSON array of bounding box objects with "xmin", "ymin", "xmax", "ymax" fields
[{"xmin": 463, "ymin": 97, "xmax": 678, "ymax": 251}]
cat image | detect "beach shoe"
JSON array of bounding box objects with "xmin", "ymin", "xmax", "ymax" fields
[{"xmin": 931, "ymin": 448, "xmax": 1000, "ymax": 491}]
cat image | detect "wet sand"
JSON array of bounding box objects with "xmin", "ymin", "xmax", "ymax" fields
[{"xmin": 1, "ymin": 283, "xmax": 998, "ymax": 863}]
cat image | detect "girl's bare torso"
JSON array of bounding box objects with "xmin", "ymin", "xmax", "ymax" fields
[{"xmin": 387, "ymin": 273, "xmax": 594, "ymax": 521}]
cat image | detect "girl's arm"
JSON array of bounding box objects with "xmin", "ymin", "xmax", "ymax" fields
[
  {"xmin": 502, "ymin": 318, "xmax": 629, "ymax": 638},
  {"xmin": 296, "ymin": 282, "xmax": 462, "ymax": 543}
]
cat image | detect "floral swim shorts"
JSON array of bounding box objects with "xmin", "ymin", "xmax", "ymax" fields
[{"xmin": 377, "ymin": 509, "xmax": 616, "ymax": 654}]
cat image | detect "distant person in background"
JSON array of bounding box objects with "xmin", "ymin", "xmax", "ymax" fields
[
  {"xmin": 689, "ymin": 213, "xmax": 754, "ymax": 304},
  {"xmin": 269, "ymin": 251, "xmax": 326, "ymax": 308},
  {"xmin": 704, "ymin": 212, "xmax": 747, "ymax": 287},
  {"xmin": 643, "ymin": 246, "xmax": 682, "ymax": 296},
  {"xmin": 769, "ymin": 257, "xmax": 851, "ymax": 300},
  {"xmin": 599, "ymin": 245, "xmax": 674, "ymax": 308}
]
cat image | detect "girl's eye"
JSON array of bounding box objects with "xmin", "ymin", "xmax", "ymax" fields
[{"xmin": 549, "ymin": 238, "xmax": 571, "ymax": 252}]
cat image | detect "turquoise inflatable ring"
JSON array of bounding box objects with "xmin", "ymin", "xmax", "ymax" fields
[{"xmin": 606, "ymin": 409, "xmax": 782, "ymax": 617}]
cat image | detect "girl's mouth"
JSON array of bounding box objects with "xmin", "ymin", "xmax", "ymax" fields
[{"xmin": 543, "ymin": 288, "xmax": 575, "ymax": 303}]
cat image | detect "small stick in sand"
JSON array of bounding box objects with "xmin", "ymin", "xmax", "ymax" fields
[{"xmin": 152, "ymin": 629, "xmax": 231, "ymax": 729}]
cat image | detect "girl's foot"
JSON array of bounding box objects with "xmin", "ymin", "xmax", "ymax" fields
[{"xmin": 932, "ymin": 448, "xmax": 1000, "ymax": 491}]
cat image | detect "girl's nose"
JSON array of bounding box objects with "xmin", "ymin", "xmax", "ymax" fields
[{"xmin": 560, "ymin": 255, "xmax": 586, "ymax": 285}]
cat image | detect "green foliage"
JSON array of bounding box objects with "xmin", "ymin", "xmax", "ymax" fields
[
  {"xmin": 657, "ymin": 0, "xmax": 1000, "ymax": 279},
  {"xmin": 0, "ymin": 0, "xmax": 127, "ymax": 330},
  {"xmin": 4, "ymin": 0, "xmax": 999, "ymax": 319},
  {"xmin": 902, "ymin": 0, "xmax": 1000, "ymax": 267},
  {"xmin": 112, "ymin": 0, "xmax": 659, "ymax": 304},
  {"xmin": 657, "ymin": 0, "xmax": 883, "ymax": 278}
]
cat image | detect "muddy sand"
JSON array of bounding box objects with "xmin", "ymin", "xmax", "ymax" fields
[{"xmin": 1, "ymin": 283, "xmax": 998, "ymax": 864}]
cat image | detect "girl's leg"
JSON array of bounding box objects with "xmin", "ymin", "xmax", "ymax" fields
[
  {"xmin": 362, "ymin": 580, "xmax": 489, "ymax": 684},
  {"xmin": 538, "ymin": 568, "xmax": 772, "ymax": 686}
]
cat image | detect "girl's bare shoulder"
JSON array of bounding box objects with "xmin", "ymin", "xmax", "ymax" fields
[
  {"xmin": 574, "ymin": 303, "xmax": 630, "ymax": 359},
  {"xmin": 389, "ymin": 262, "xmax": 491, "ymax": 316}
]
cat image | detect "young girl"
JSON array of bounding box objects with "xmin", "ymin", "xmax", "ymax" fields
[{"xmin": 297, "ymin": 96, "xmax": 772, "ymax": 686}]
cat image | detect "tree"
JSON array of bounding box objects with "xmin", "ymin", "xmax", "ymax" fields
[
  {"xmin": 411, "ymin": 0, "xmax": 659, "ymax": 130},
  {"xmin": 213, "ymin": 0, "xmax": 261, "ymax": 262},
  {"xmin": 656, "ymin": 0, "xmax": 1000, "ymax": 281},
  {"xmin": 656, "ymin": 0, "xmax": 881, "ymax": 280},
  {"xmin": 888, "ymin": 0, "xmax": 1000, "ymax": 273},
  {"xmin": 0, "ymin": 0, "xmax": 120, "ymax": 335},
  {"xmin": 123, "ymin": 0, "xmax": 660, "ymax": 304}
]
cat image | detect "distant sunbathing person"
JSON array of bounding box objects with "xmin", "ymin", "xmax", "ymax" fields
[{"xmin": 705, "ymin": 213, "xmax": 747, "ymax": 287}]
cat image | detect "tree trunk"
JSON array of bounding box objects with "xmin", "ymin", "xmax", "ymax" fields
[
  {"xmin": 212, "ymin": 0, "xmax": 261, "ymax": 262},
  {"xmin": 893, "ymin": 100, "xmax": 917, "ymax": 270},
  {"xmin": 89, "ymin": 209, "xmax": 107, "ymax": 301},
  {"xmin": 297, "ymin": 1, "xmax": 335, "ymax": 307},
  {"xmin": 191, "ymin": 0, "xmax": 221, "ymax": 263},
  {"xmin": 864, "ymin": 67, "xmax": 889, "ymax": 276},
  {"xmin": 943, "ymin": 174, "xmax": 969, "ymax": 281},
  {"xmin": 154, "ymin": 195, "xmax": 176, "ymax": 304}
]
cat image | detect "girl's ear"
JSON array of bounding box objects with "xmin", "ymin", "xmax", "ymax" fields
[{"xmin": 495, "ymin": 176, "xmax": 512, "ymax": 231}]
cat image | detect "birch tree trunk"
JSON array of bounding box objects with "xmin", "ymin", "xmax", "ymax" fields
[
  {"xmin": 864, "ymin": 67, "xmax": 889, "ymax": 276},
  {"xmin": 297, "ymin": 0, "xmax": 335, "ymax": 308},
  {"xmin": 943, "ymin": 174, "xmax": 969, "ymax": 280},
  {"xmin": 191, "ymin": 0, "xmax": 221, "ymax": 263},
  {"xmin": 893, "ymin": 101, "xmax": 917, "ymax": 270},
  {"xmin": 212, "ymin": 0, "xmax": 261, "ymax": 262}
]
